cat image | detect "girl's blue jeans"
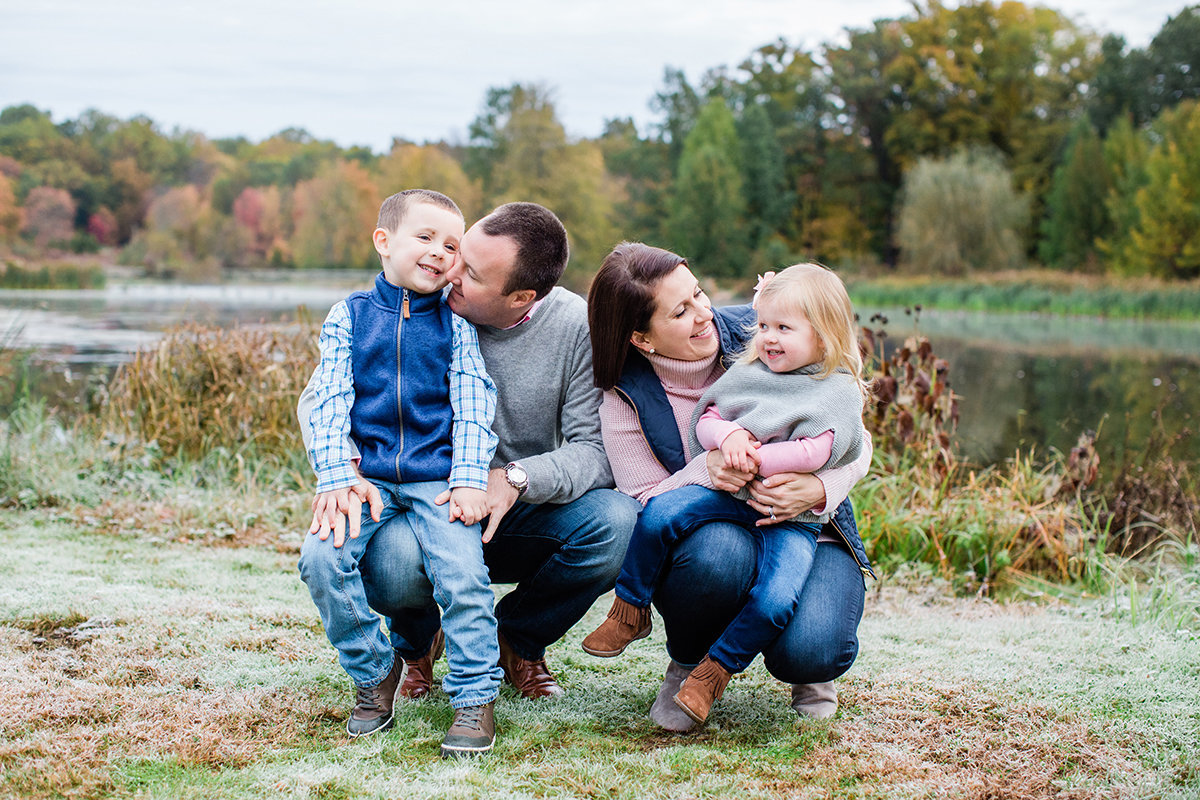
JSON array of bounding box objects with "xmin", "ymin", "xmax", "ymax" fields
[
  {"xmin": 298, "ymin": 479, "xmax": 502, "ymax": 709},
  {"xmin": 651, "ymin": 507, "xmax": 865, "ymax": 684},
  {"xmin": 617, "ymin": 484, "xmax": 819, "ymax": 673}
]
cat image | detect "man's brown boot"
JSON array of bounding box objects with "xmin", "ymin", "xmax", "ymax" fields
[
  {"xmin": 672, "ymin": 655, "xmax": 732, "ymax": 724},
  {"xmin": 398, "ymin": 629, "xmax": 444, "ymax": 699},
  {"xmin": 498, "ymin": 632, "xmax": 565, "ymax": 699},
  {"xmin": 581, "ymin": 597, "xmax": 652, "ymax": 657}
]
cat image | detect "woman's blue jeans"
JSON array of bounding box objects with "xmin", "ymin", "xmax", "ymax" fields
[
  {"xmin": 651, "ymin": 510, "xmax": 865, "ymax": 683},
  {"xmin": 298, "ymin": 479, "xmax": 503, "ymax": 709},
  {"xmin": 618, "ymin": 485, "xmax": 819, "ymax": 673}
]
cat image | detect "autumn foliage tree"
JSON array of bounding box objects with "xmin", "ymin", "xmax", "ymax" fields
[
  {"xmin": 0, "ymin": 174, "xmax": 22, "ymax": 243},
  {"xmin": 291, "ymin": 160, "xmax": 379, "ymax": 270},
  {"xmin": 21, "ymin": 186, "xmax": 75, "ymax": 248}
]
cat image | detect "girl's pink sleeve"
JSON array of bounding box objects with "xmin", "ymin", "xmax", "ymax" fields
[
  {"xmin": 695, "ymin": 405, "xmax": 744, "ymax": 451},
  {"xmin": 756, "ymin": 429, "xmax": 834, "ymax": 476}
]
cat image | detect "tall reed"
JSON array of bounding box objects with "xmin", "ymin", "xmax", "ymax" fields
[{"xmin": 102, "ymin": 320, "xmax": 317, "ymax": 474}]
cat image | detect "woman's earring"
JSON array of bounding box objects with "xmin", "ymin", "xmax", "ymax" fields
[{"xmin": 649, "ymin": 347, "xmax": 655, "ymax": 354}]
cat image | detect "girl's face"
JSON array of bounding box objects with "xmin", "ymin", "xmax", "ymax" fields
[
  {"xmin": 754, "ymin": 295, "xmax": 822, "ymax": 373},
  {"xmin": 632, "ymin": 264, "xmax": 718, "ymax": 362}
]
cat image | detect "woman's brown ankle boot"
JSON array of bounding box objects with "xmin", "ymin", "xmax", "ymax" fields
[
  {"xmin": 581, "ymin": 597, "xmax": 652, "ymax": 657},
  {"xmin": 672, "ymin": 656, "xmax": 732, "ymax": 723}
]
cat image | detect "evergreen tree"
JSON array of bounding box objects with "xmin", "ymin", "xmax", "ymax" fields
[
  {"xmin": 737, "ymin": 102, "xmax": 790, "ymax": 254},
  {"xmin": 1038, "ymin": 120, "xmax": 1110, "ymax": 270},
  {"xmin": 668, "ymin": 99, "xmax": 747, "ymax": 277},
  {"xmin": 1097, "ymin": 116, "xmax": 1151, "ymax": 274}
]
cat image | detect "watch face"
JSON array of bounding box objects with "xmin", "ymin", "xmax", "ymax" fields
[{"xmin": 508, "ymin": 465, "xmax": 527, "ymax": 483}]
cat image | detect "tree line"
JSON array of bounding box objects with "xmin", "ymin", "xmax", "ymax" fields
[{"xmin": 1, "ymin": 0, "xmax": 1198, "ymax": 286}]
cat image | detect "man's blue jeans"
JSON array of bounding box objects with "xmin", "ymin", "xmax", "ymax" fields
[
  {"xmin": 617, "ymin": 485, "xmax": 818, "ymax": 673},
  {"xmin": 298, "ymin": 479, "xmax": 503, "ymax": 709},
  {"xmin": 358, "ymin": 488, "xmax": 640, "ymax": 662},
  {"xmin": 652, "ymin": 516, "xmax": 865, "ymax": 683}
]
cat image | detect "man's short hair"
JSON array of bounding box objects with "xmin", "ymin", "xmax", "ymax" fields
[
  {"xmin": 479, "ymin": 202, "xmax": 569, "ymax": 300},
  {"xmin": 377, "ymin": 189, "xmax": 462, "ymax": 232}
]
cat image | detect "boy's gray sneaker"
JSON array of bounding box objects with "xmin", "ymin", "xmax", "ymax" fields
[
  {"xmin": 440, "ymin": 702, "xmax": 496, "ymax": 758},
  {"xmin": 346, "ymin": 658, "xmax": 404, "ymax": 737}
]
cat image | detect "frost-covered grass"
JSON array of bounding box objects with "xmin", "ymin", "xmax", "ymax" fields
[{"xmin": 2, "ymin": 516, "xmax": 1197, "ymax": 800}]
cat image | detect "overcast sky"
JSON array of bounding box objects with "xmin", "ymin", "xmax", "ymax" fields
[{"xmin": 0, "ymin": 0, "xmax": 1185, "ymax": 153}]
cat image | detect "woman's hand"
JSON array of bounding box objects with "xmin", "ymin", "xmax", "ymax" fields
[
  {"xmin": 746, "ymin": 472, "xmax": 826, "ymax": 526},
  {"xmin": 706, "ymin": 448, "xmax": 755, "ymax": 492}
]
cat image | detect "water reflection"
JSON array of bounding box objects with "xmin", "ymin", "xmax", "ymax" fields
[
  {"xmin": 3, "ymin": 289, "xmax": 1198, "ymax": 472},
  {"xmin": 869, "ymin": 309, "xmax": 1199, "ymax": 473}
]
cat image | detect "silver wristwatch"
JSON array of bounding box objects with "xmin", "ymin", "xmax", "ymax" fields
[{"xmin": 503, "ymin": 462, "xmax": 529, "ymax": 497}]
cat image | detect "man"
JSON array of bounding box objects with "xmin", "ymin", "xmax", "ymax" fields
[{"xmin": 299, "ymin": 201, "xmax": 639, "ymax": 714}]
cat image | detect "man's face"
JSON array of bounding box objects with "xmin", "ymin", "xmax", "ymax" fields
[{"xmin": 445, "ymin": 225, "xmax": 523, "ymax": 327}]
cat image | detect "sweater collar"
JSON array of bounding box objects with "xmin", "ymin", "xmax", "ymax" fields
[{"xmin": 644, "ymin": 350, "xmax": 724, "ymax": 391}]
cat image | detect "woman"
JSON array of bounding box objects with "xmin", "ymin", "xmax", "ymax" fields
[{"xmin": 586, "ymin": 242, "xmax": 874, "ymax": 732}]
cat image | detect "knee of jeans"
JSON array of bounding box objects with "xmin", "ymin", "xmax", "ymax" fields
[
  {"xmin": 764, "ymin": 628, "xmax": 859, "ymax": 684},
  {"xmin": 297, "ymin": 534, "xmax": 339, "ymax": 584},
  {"xmin": 586, "ymin": 494, "xmax": 638, "ymax": 580},
  {"xmin": 593, "ymin": 491, "xmax": 641, "ymax": 542},
  {"xmin": 747, "ymin": 584, "xmax": 802, "ymax": 629}
]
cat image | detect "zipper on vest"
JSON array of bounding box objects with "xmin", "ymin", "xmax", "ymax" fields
[
  {"xmin": 395, "ymin": 289, "xmax": 406, "ymax": 482},
  {"xmin": 829, "ymin": 513, "xmax": 876, "ymax": 579}
]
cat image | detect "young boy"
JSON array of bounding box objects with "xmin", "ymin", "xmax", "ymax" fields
[{"xmin": 298, "ymin": 189, "xmax": 503, "ymax": 758}]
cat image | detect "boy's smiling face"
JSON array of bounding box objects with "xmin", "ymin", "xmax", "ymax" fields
[{"xmin": 374, "ymin": 201, "xmax": 464, "ymax": 294}]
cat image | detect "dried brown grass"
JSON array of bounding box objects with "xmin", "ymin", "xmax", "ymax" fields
[
  {"xmin": 0, "ymin": 621, "xmax": 340, "ymax": 800},
  {"xmin": 802, "ymin": 675, "xmax": 1146, "ymax": 799}
]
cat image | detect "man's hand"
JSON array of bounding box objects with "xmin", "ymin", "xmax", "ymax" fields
[
  {"xmin": 482, "ymin": 467, "xmax": 519, "ymax": 544},
  {"xmin": 448, "ymin": 486, "xmax": 489, "ymax": 526},
  {"xmin": 719, "ymin": 429, "xmax": 761, "ymax": 473},
  {"xmin": 309, "ymin": 479, "xmax": 383, "ymax": 547},
  {"xmin": 746, "ymin": 472, "xmax": 826, "ymax": 526},
  {"xmin": 706, "ymin": 448, "xmax": 755, "ymax": 492},
  {"xmin": 434, "ymin": 468, "xmax": 519, "ymax": 545}
]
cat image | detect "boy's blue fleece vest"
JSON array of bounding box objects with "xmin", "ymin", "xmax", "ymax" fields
[
  {"xmin": 347, "ymin": 273, "xmax": 454, "ymax": 485},
  {"xmin": 613, "ymin": 303, "xmax": 875, "ymax": 579}
]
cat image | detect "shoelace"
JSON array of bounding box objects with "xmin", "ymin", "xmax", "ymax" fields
[
  {"xmin": 355, "ymin": 684, "xmax": 388, "ymax": 713},
  {"xmin": 453, "ymin": 706, "xmax": 487, "ymax": 732}
]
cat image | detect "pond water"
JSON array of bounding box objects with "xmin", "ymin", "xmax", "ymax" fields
[{"xmin": 2, "ymin": 284, "xmax": 1197, "ymax": 473}]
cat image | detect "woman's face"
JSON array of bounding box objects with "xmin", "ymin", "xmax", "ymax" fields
[{"xmin": 632, "ymin": 264, "xmax": 718, "ymax": 362}]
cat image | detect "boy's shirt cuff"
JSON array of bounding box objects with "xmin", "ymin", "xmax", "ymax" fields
[
  {"xmin": 315, "ymin": 462, "xmax": 361, "ymax": 494},
  {"xmin": 448, "ymin": 462, "xmax": 490, "ymax": 492}
]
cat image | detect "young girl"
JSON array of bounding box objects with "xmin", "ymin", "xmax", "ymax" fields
[{"xmin": 582, "ymin": 263, "xmax": 869, "ymax": 724}]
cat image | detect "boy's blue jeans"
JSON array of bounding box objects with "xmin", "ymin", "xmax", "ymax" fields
[
  {"xmin": 298, "ymin": 479, "xmax": 502, "ymax": 709},
  {"xmin": 617, "ymin": 484, "xmax": 818, "ymax": 673}
]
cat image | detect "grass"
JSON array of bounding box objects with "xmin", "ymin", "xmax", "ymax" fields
[
  {"xmin": 0, "ymin": 260, "xmax": 106, "ymax": 290},
  {"xmin": 1, "ymin": 514, "xmax": 1196, "ymax": 799},
  {"xmin": 847, "ymin": 270, "xmax": 1200, "ymax": 322},
  {"xmin": 1, "ymin": 319, "xmax": 1197, "ymax": 797}
]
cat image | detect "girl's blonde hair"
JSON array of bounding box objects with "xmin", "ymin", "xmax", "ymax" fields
[{"xmin": 739, "ymin": 263, "xmax": 868, "ymax": 394}]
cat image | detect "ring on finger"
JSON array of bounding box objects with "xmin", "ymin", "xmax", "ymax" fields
[{"xmin": 768, "ymin": 505, "xmax": 777, "ymax": 521}]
